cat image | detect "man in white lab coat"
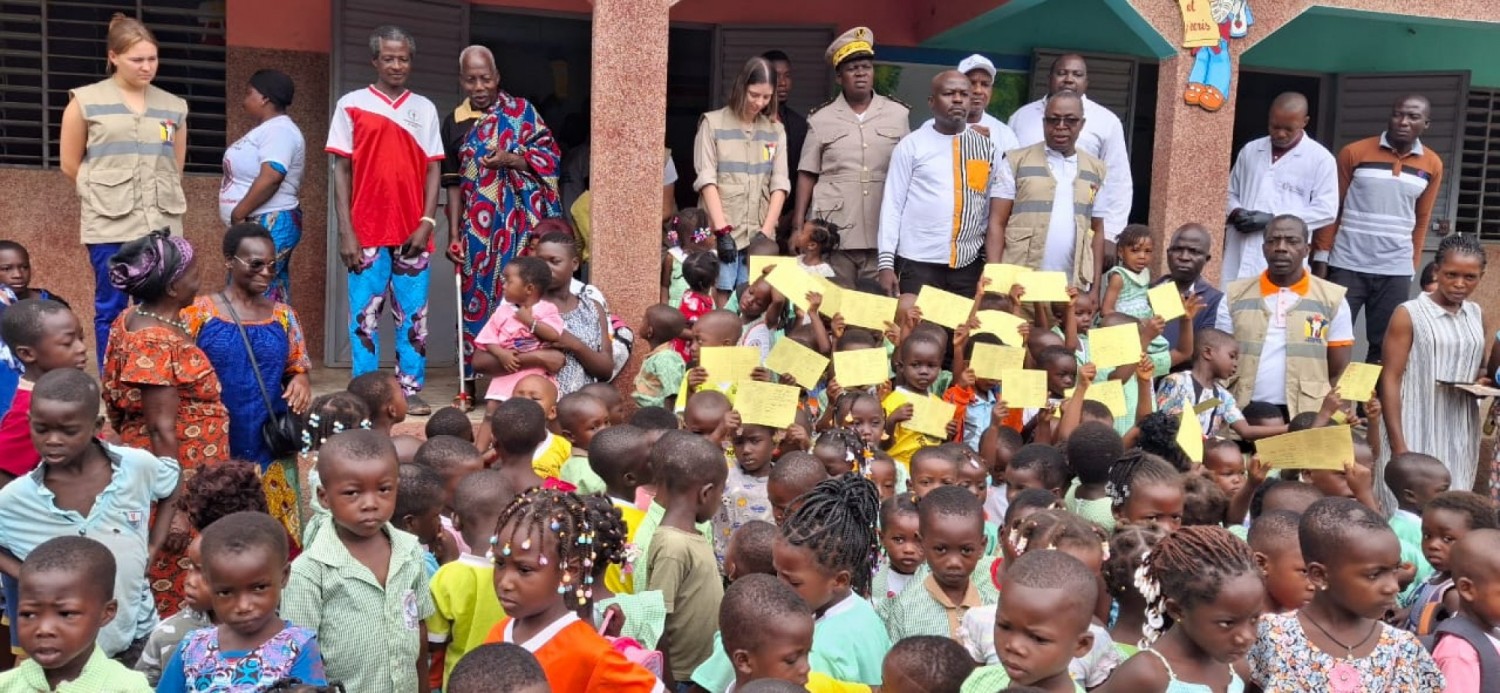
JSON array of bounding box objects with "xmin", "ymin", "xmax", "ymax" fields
[
  {"xmin": 1008, "ymin": 53, "xmax": 1132, "ymax": 244},
  {"xmin": 1221, "ymin": 92, "xmax": 1338, "ymax": 288}
]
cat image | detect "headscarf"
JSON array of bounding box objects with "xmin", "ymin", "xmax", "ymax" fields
[
  {"xmin": 108, "ymin": 228, "xmax": 194, "ymax": 299},
  {"xmin": 249, "ymin": 69, "xmax": 295, "ymax": 110}
]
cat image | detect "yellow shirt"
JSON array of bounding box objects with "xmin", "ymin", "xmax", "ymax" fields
[
  {"xmin": 809, "ymin": 672, "xmax": 872, "ymax": 693},
  {"xmin": 605, "ymin": 497, "xmax": 646, "ymax": 596},
  {"xmin": 425, "ymin": 554, "xmax": 508, "ymax": 687},
  {"xmin": 882, "ymin": 388, "xmax": 942, "ymax": 468},
  {"xmin": 532, "ymin": 432, "xmax": 572, "ymax": 479}
]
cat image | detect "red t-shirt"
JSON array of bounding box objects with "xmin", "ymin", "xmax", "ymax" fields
[
  {"xmin": 325, "ymin": 86, "xmax": 445, "ymax": 248},
  {"xmin": 0, "ymin": 384, "xmax": 36, "ymax": 477}
]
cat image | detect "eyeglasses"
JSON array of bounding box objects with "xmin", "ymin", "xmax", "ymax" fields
[
  {"xmin": 1043, "ymin": 116, "xmax": 1083, "ymax": 128},
  {"xmin": 233, "ymin": 256, "xmax": 274, "ymax": 274}
]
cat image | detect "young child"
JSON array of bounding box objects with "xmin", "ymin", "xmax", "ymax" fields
[
  {"xmin": 446, "ymin": 642, "xmax": 550, "ymax": 693},
  {"xmin": 963, "ymin": 550, "xmax": 1099, "ymax": 693},
  {"xmin": 1405, "ymin": 490, "xmax": 1499, "ymax": 634},
  {"xmin": 884, "ymin": 331, "xmax": 951, "ymax": 467},
  {"xmin": 414, "ymin": 435, "xmax": 486, "ymax": 556},
  {"xmin": 296, "ymin": 391, "xmax": 373, "ymax": 545},
  {"xmin": 1248, "ymin": 498, "xmax": 1443, "ymax": 691},
  {"xmin": 1004, "ymin": 444, "xmax": 1069, "ymax": 504},
  {"xmin": 589, "ymin": 424, "xmax": 655, "ymax": 594},
  {"xmin": 1106, "ymin": 450, "xmax": 1185, "ymax": 533},
  {"xmin": 683, "ymin": 389, "xmax": 735, "ymax": 440},
  {"xmin": 1247, "ymin": 510, "xmax": 1314, "ymax": 612},
  {"xmin": 580, "ymin": 382, "xmax": 629, "ymax": 427},
  {"xmin": 424, "ymin": 406, "xmax": 476, "ymax": 443},
  {"xmin": 0, "ymin": 298, "xmax": 88, "ymax": 485},
  {"xmin": 395, "ymin": 463, "xmax": 447, "ymax": 576},
  {"xmin": 1103, "ymin": 525, "xmax": 1167, "ymax": 658},
  {"xmin": 1201, "ymin": 438, "xmax": 1247, "ymax": 504},
  {"xmin": 945, "ymin": 334, "xmax": 1006, "ymax": 452},
  {"xmin": 792, "ymin": 218, "xmax": 839, "ymax": 279},
  {"xmin": 767, "ymin": 452, "xmax": 830, "ymax": 525},
  {"xmin": 881, "ymin": 635, "xmax": 975, "ymax": 693},
  {"xmin": 136, "ymin": 536, "xmax": 213, "ymax": 685},
  {"xmin": 724, "ymin": 520, "xmax": 778, "ymax": 582},
  {"xmin": 474, "ymin": 256, "xmax": 566, "ymax": 402},
  {"xmin": 661, "ymin": 208, "xmax": 714, "ymax": 308},
  {"xmin": 980, "ymin": 426, "xmax": 1022, "ymax": 523},
  {"xmin": 157, "ymin": 512, "xmax": 326, "ymax": 691},
  {"xmin": 870, "ymin": 454, "xmax": 900, "ymax": 502},
  {"xmin": 884, "ymin": 486, "xmax": 998, "ymax": 642},
  {"xmin": 511, "ymin": 374, "xmax": 572, "ymax": 477},
  {"xmin": 645, "ymin": 431, "xmax": 728, "ymax": 685},
  {"xmin": 1104, "ymin": 526, "xmax": 1259, "ymax": 691},
  {"xmin": 282, "ymin": 430, "xmax": 434, "ymax": 693},
  {"xmin": 427, "ymin": 469, "xmax": 514, "ymax": 689},
  {"xmin": 712, "ymin": 422, "xmax": 777, "ymax": 564},
  {"xmin": 717, "ymin": 574, "xmax": 852, "ymax": 692},
  {"xmin": 1434, "ymin": 528, "xmax": 1500, "ymax": 690},
  {"xmin": 0, "ymin": 241, "xmax": 65, "ymax": 304},
  {"xmin": 681, "ymin": 310, "xmax": 746, "ymax": 407},
  {"xmin": 953, "ymin": 446, "xmax": 990, "ymax": 505},
  {"xmin": 1025, "ymin": 346, "xmax": 1079, "ymax": 442},
  {"xmin": 1000, "ymin": 489, "xmax": 1065, "ymax": 557},
  {"xmin": 874, "ymin": 494, "xmax": 924, "ymax": 615},
  {"xmin": 1155, "ymin": 328, "xmax": 1288, "ymax": 440},
  {"xmin": 909, "ymin": 446, "xmax": 961, "ymax": 500},
  {"xmin": 490, "ymin": 397, "xmax": 550, "ymax": 492},
  {"xmin": 0, "ymin": 368, "xmax": 180, "ymax": 660},
  {"xmin": 483, "ymin": 488, "xmax": 661, "ymax": 691},
  {"xmin": 1384, "ymin": 451, "xmax": 1449, "ymax": 603},
  {"xmin": 0, "ymin": 537, "xmax": 152, "ymax": 691},
  {"xmin": 1181, "ymin": 473, "xmax": 1229, "ymax": 527},
  {"xmin": 348, "ymin": 370, "xmax": 410, "ymax": 438},
  {"xmin": 556, "ymin": 392, "xmax": 612, "ymax": 495},
  {"xmin": 1100, "ymin": 225, "xmax": 1171, "ymax": 358},
  {"xmin": 635, "ymin": 304, "xmax": 689, "ymax": 410},
  {"xmin": 1062, "ymin": 421, "xmax": 1123, "ymax": 531},
  {"xmin": 675, "ymin": 251, "xmax": 720, "ymax": 361}
]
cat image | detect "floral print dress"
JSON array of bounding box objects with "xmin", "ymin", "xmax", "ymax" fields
[{"xmin": 1247, "ymin": 612, "xmax": 1444, "ymax": 692}]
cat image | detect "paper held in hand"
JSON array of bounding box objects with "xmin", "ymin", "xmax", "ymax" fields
[
  {"xmin": 1088, "ymin": 323, "xmax": 1143, "ymax": 369},
  {"xmin": 1439, "ymin": 380, "xmax": 1500, "ymax": 398},
  {"xmin": 915, "ymin": 285, "xmax": 975, "ymax": 329},
  {"xmin": 1147, "ymin": 282, "xmax": 1186, "ymax": 321},
  {"xmin": 974, "ymin": 310, "xmax": 1027, "ymax": 345},
  {"xmin": 1064, "ymin": 380, "xmax": 1127, "ymax": 418},
  {"xmin": 904, "ymin": 395, "xmax": 957, "ymax": 439},
  {"xmin": 699, "ymin": 346, "xmax": 761, "ymax": 384},
  {"xmin": 764, "ymin": 338, "xmax": 829, "ymax": 389},
  {"xmin": 1256, "ymin": 425, "xmax": 1355, "ymax": 471},
  {"xmin": 834, "ymin": 348, "xmax": 890, "ymax": 387},
  {"xmin": 998, "ymin": 369, "xmax": 1048, "ymax": 409},
  {"xmin": 1015, "ymin": 270, "xmax": 1071, "ymax": 302},
  {"xmin": 1176, "ymin": 407, "xmax": 1204, "ymax": 463},
  {"xmin": 837, "ymin": 290, "xmax": 899, "ymax": 331},
  {"xmin": 766, "ymin": 263, "xmax": 820, "ymax": 312},
  {"xmin": 971, "ymin": 342, "xmax": 1026, "ymax": 380},
  {"xmin": 1336, "ymin": 362, "xmax": 1382, "ymax": 402},
  {"xmin": 735, "ymin": 381, "xmax": 801, "ymax": 429},
  {"xmin": 982, "ymin": 263, "xmax": 1027, "ymax": 294}
]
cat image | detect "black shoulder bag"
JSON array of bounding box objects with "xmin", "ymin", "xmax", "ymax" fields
[{"xmin": 218, "ymin": 293, "xmax": 300, "ymax": 459}]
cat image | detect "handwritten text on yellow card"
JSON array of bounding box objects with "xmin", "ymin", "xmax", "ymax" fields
[
  {"xmin": 999, "ymin": 369, "xmax": 1048, "ymax": 409},
  {"xmin": 1016, "ymin": 270, "xmax": 1070, "ymax": 302},
  {"xmin": 1337, "ymin": 363, "xmax": 1382, "ymax": 402},
  {"xmin": 905, "ymin": 396, "xmax": 957, "ymax": 439},
  {"xmin": 766, "ymin": 263, "xmax": 820, "ymax": 312},
  {"xmin": 838, "ymin": 290, "xmax": 900, "ymax": 331},
  {"xmin": 1088, "ymin": 323, "xmax": 1142, "ymax": 369},
  {"xmin": 1258, "ymin": 425, "xmax": 1356, "ymax": 472},
  {"xmin": 1147, "ymin": 283, "xmax": 1186, "ymax": 321},
  {"xmin": 971, "ymin": 343, "xmax": 1026, "ymax": 380},
  {"xmin": 764, "ymin": 338, "xmax": 829, "ymax": 388},
  {"xmin": 915, "ymin": 285, "xmax": 975, "ymax": 329},
  {"xmin": 974, "ymin": 310, "xmax": 1027, "ymax": 345},
  {"xmin": 699, "ymin": 346, "xmax": 761, "ymax": 384},
  {"xmin": 735, "ymin": 381, "xmax": 802, "ymax": 429},
  {"xmin": 833, "ymin": 348, "xmax": 890, "ymax": 387}
]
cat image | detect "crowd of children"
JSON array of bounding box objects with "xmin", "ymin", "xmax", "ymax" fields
[{"xmin": 0, "ymin": 216, "xmax": 1498, "ymax": 693}]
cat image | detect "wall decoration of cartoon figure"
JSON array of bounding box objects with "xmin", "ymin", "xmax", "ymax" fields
[{"xmin": 1177, "ymin": 0, "xmax": 1252, "ymax": 112}]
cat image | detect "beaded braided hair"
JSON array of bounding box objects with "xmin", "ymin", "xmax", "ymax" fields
[
  {"xmin": 1008, "ymin": 509, "xmax": 1110, "ymax": 562},
  {"xmin": 815, "ymin": 426, "xmax": 875, "ymax": 477},
  {"xmin": 300, "ymin": 392, "xmax": 372, "ymax": 454},
  {"xmin": 580, "ymin": 493, "xmax": 628, "ymax": 581},
  {"xmin": 1105, "ymin": 449, "xmax": 1181, "ymax": 510},
  {"xmin": 492, "ymin": 488, "xmax": 598, "ymax": 607},
  {"xmin": 781, "ymin": 473, "xmax": 882, "ymax": 598},
  {"xmin": 1133, "ymin": 525, "xmax": 1256, "ymax": 648}
]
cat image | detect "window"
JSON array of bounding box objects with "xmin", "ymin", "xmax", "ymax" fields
[
  {"xmin": 0, "ymin": 0, "xmax": 225, "ymax": 174},
  {"xmin": 1457, "ymin": 88, "xmax": 1500, "ymax": 241}
]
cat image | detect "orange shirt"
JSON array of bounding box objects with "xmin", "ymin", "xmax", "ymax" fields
[{"xmin": 486, "ymin": 614, "xmax": 664, "ymax": 693}]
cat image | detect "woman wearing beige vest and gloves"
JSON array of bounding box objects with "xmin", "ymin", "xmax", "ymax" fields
[
  {"xmin": 693, "ymin": 56, "xmax": 790, "ymax": 306},
  {"xmin": 59, "ymin": 15, "xmax": 189, "ymax": 370}
]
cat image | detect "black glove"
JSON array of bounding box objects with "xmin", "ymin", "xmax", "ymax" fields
[
  {"xmin": 715, "ymin": 227, "xmax": 739, "ymax": 264},
  {"xmin": 1233, "ymin": 210, "xmax": 1273, "ymax": 234}
]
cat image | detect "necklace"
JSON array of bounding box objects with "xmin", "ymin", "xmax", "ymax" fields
[
  {"xmin": 1302, "ymin": 611, "xmax": 1378, "ymax": 659},
  {"xmin": 135, "ymin": 307, "xmax": 188, "ymax": 332}
]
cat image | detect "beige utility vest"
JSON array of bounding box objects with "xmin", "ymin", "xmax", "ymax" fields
[
  {"xmin": 72, "ymin": 79, "xmax": 188, "ymax": 244},
  {"xmin": 1225, "ymin": 274, "xmax": 1346, "ymax": 417},
  {"xmin": 699, "ymin": 107, "xmax": 782, "ymax": 248},
  {"xmin": 999, "ymin": 143, "xmax": 1105, "ymax": 288}
]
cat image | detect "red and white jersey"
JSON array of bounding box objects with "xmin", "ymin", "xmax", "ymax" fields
[{"xmin": 326, "ymin": 86, "xmax": 444, "ymax": 248}]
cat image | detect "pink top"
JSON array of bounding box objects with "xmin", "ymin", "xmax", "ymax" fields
[
  {"xmin": 1433, "ymin": 630, "xmax": 1499, "ymax": 692},
  {"xmin": 476, "ymin": 300, "xmax": 565, "ymax": 400}
]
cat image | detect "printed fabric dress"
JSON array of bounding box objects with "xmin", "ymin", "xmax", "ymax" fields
[
  {"xmin": 102, "ymin": 310, "xmax": 231, "ymax": 618},
  {"xmin": 457, "ymin": 91, "xmax": 562, "ymax": 375},
  {"xmin": 184, "ymin": 296, "xmax": 311, "ymax": 545},
  {"xmin": 165, "ymin": 624, "xmax": 325, "ymax": 691},
  {"xmin": 1247, "ymin": 612, "xmax": 1444, "ymax": 692}
]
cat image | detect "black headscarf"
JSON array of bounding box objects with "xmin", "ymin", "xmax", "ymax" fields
[{"xmin": 249, "ymin": 69, "xmax": 295, "ymax": 110}]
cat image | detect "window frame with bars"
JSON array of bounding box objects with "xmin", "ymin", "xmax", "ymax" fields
[
  {"xmin": 1456, "ymin": 87, "xmax": 1500, "ymax": 242},
  {"xmin": 0, "ymin": 0, "xmax": 225, "ymax": 174}
]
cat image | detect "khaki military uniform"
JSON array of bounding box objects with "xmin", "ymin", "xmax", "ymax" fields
[
  {"xmin": 71, "ymin": 79, "xmax": 188, "ymax": 243},
  {"xmin": 800, "ymin": 93, "xmax": 909, "ymax": 279}
]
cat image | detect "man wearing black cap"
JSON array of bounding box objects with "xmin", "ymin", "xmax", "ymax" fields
[{"xmin": 220, "ymin": 68, "xmax": 305, "ymax": 302}]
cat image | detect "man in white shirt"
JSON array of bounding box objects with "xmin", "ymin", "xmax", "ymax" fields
[
  {"xmin": 877, "ymin": 71, "xmax": 1003, "ymax": 301},
  {"xmin": 951, "ymin": 55, "xmax": 1020, "ymax": 155},
  {"xmin": 1009, "ymin": 54, "xmax": 1132, "ymax": 244},
  {"xmin": 1221, "ymin": 92, "xmax": 1338, "ymax": 287}
]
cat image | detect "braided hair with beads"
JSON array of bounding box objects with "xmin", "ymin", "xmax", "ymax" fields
[
  {"xmin": 815, "ymin": 426, "xmax": 874, "ymax": 477},
  {"xmin": 1105, "ymin": 449, "xmax": 1181, "ymax": 510},
  {"xmin": 492, "ymin": 488, "xmax": 599, "ymax": 606},
  {"xmin": 1135, "ymin": 525, "xmax": 1256, "ymax": 648},
  {"xmin": 780, "ymin": 473, "xmax": 882, "ymax": 598},
  {"xmin": 580, "ymin": 493, "xmax": 627, "ymax": 582},
  {"xmin": 1008, "ymin": 509, "xmax": 1110, "ymax": 561},
  {"xmin": 300, "ymin": 391, "xmax": 371, "ymax": 454}
]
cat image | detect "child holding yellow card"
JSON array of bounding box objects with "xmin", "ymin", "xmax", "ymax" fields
[
  {"xmin": 944, "ymin": 329, "xmax": 1011, "ymax": 453},
  {"xmin": 1154, "ymin": 328, "xmax": 1288, "ymax": 441},
  {"xmin": 884, "ymin": 330, "xmax": 957, "ymax": 467}
]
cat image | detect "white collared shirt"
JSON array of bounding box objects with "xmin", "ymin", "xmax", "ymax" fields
[
  {"xmin": 1009, "ymin": 94, "xmax": 1132, "ymax": 241},
  {"xmin": 993, "ymin": 146, "xmax": 1081, "ymax": 275},
  {"xmin": 921, "ymin": 113, "xmax": 1021, "ymax": 156},
  {"xmin": 1222, "ymin": 135, "xmax": 1339, "ymax": 286}
]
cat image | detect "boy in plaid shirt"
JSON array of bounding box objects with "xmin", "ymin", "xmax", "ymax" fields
[{"xmin": 883, "ymin": 486, "xmax": 998, "ymax": 642}]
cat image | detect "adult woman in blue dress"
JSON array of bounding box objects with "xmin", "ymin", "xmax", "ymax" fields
[{"xmin": 219, "ymin": 69, "xmax": 305, "ymax": 303}]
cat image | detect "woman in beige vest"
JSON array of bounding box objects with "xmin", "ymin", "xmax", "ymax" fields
[
  {"xmin": 692, "ymin": 56, "xmax": 790, "ymax": 305},
  {"xmin": 58, "ymin": 14, "xmax": 189, "ymax": 368}
]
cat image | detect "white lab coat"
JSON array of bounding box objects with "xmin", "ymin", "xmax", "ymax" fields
[{"xmin": 1221, "ymin": 135, "xmax": 1339, "ymax": 287}]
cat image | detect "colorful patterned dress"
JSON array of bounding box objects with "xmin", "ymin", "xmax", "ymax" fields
[
  {"xmin": 184, "ymin": 296, "xmax": 311, "ymax": 544},
  {"xmin": 456, "ymin": 91, "xmax": 562, "ymax": 375},
  {"xmin": 102, "ymin": 309, "xmax": 230, "ymax": 618},
  {"xmin": 1247, "ymin": 612, "xmax": 1444, "ymax": 692}
]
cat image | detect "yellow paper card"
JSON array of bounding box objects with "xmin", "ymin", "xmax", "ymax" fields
[
  {"xmin": 838, "ymin": 290, "xmax": 900, "ymax": 331},
  {"xmin": 1337, "ymin": 362, "xmax": 1382, "ymax": 402},
  {"xmin": 1178, "ymin": 0, "xmax": 1221, "ymax": 48},
  {"xmin": 1176, "ymin": 408, "xmax": 1204, "ymax": 463},
  {"xmin": 915, "ymin": 285, "xmax": 974, "ymax": 329},
  {"xmin": 905, "ymin": 395, "xmax": 957, "ymax": 439},
  {"xmin": 999, "ymin": 369, "xmax": 1047, "ymax": 409},
  {"xmin": 748, "ymin": 255, "xmax": 792, "ymax": 281},
  {"xmin": 975, "ymin": 310, "xmax": 1027, "ymax": 345},
  {"xmin": 764, "ymin": 338, "xmax": 829, "ymax": 389},
  {"xmin": 1016, "ymin": 270, "xmax": 1070, "ymax": 302},
  {"xmin": 834, "ymin": 348, "xmax": 890, "ymax": 387},
  {"xmin": 812, "ymin": 275, "xmax": 844, "ymax": 318},
  {"xmin": 735, "ymin": 381, "xmax": 801, "ymax": 429},
  {"xmin": 1088, "ymin": 323, "xmax": 1142, "ymax": 369},
  {"xmin": 1085, "ymin": 380, "xmax": 1128, "ymax": 418},
  {"xmin": 766, "ymin": 263, "xmax": 820, "ymax": 312},
  {"xmin": 699, "ymin": 346, "xmax": 761, "ymax": 384},
  {"xmin": 971, "ymin": 342, "xmax": 1026, "ymax": 380},
  {"xmin": 1258, "ymin": 425, "xmax": 1356, "ymax": 471},
  {"xmin": 982, "ymin": 263, "xmax": 1027, "ymax": 294},
  {"xmin": 1147, "ymin": 282, "xmax": 1186, "ymax": 321}
]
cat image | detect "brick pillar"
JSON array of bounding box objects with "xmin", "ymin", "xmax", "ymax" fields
[{"xmin": 589, "ymin": 0, "xmax": 672, "ymax": 396}]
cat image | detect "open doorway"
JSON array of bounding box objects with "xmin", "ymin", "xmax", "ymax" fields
[{"xmin": 1232, "ymin": 70, "xmax": 1327, "ymax": 157}]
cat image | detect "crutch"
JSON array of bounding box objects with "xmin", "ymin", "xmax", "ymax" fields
[{"xmin": 452, "ymin": 245, "xmax": 471, "ymax": 412}]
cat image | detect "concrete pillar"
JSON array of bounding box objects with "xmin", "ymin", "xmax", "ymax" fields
[{"xmin": 588, "ymin": 0, "xmax": 672, "ymax": 392}]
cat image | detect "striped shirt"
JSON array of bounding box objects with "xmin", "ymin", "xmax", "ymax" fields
[
  {"xmin": 1317, "ymin": 133, "xmax": 1443, "ymax": 276},
  {"xmin": 878, "ymin": 123, "xmax": 1001, "ymax": 270}
]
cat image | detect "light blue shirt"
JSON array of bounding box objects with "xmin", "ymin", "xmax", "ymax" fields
[
  {"xmin": 962, "ymin": 387, "xmax": 998, "ymax": 452},
  {"xmin": 0, "ymin": 443, "xmax": 180, "ymax": 655}
]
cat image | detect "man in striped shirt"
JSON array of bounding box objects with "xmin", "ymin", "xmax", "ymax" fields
[{"xmin": 1313, "ymin": 94, "xmax": 1443, "ymax": 364}]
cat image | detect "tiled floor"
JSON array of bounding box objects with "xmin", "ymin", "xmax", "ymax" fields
[{"xmin": 308, "ymin": 365, "xmax": 481, "ymax": 437}]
